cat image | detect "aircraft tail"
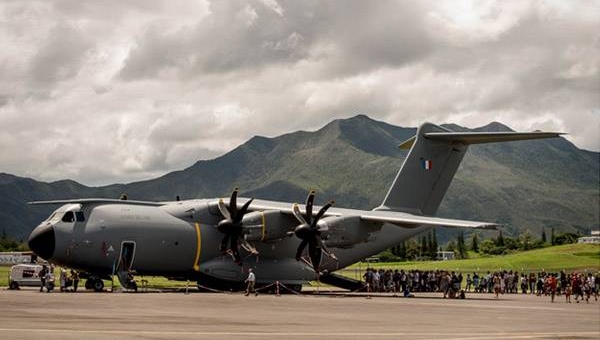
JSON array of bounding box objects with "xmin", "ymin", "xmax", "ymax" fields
[{"xmin": 376, "ymin": 123, "xmax": 562, "ymax": 216}]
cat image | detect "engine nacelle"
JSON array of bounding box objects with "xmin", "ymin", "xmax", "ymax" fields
[
  {"xmin": 317, "ymin": 215, "xmax": 371, "ymax": 248},
  {"xmin": 243, "ymin": 210, "xmax": 296, "ymax": 242},
  {"xmin": 161, "ymin": 200, "xmax": 221, "ymax": 225}
]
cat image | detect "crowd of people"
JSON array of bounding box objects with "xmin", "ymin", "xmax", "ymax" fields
[
  {"xmin": 38, "ymin": 265, "xmax": 80, "ymax": 293},
  {"xmin": 362, "ymin": 268, "xmax": 600, "ymax": 303}
]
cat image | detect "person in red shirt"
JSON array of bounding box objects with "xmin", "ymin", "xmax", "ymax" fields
[
  {"xmin": 572, "ymin": 273, "xmax": 583, "ymax": 303},
  {"xmin": 547, "ymin": 274, "xmax": 557, "ymax": 303}
]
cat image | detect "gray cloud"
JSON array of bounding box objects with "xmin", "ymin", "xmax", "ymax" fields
[{"xmin": 0, "ymin": 0, "xmax": 597, "ymax": 186}]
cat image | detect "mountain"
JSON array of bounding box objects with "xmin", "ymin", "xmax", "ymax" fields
[{"xmin": 1, "ymin": 115, "xmax": 598, "ymax": 241}]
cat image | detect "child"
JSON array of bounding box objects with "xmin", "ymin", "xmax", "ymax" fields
[
  {"xmin": 583, "ymin": 282, "xmax": 591, "ymax": 304},
  {"xmin": 564, "ymin": 284, "xmax": 571, "ymax": 303}
]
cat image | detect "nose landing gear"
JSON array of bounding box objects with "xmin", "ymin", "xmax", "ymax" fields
[{"xmin": 84, "ymin": 276, "xmax": 105, "ymax": 292}]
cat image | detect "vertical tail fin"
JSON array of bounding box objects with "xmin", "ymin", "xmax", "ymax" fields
[{"xmin": 377, "ymin": 123, "xmax": 562, "ymax": 216}]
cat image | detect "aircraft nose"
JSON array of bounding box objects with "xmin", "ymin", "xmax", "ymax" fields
[{"xmin": 28, "ymin": 224, "xmax": 55, "ymax": 260}]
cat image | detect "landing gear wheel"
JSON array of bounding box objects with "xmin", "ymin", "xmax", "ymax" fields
[
  {"xmin": 92, "ymin": 279, "xmax": 104, "ymax": 292},
  {"xmin": 85, "ymin": 279, "xmax": 92, "ymax": 290},
  {"xmin": 9, "ymin": 281, "xmax": 19, "ymax": 290}
]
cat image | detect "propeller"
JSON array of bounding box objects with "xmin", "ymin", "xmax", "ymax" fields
[
  {"xmin": 216, "ymin": 188, "xmax": 256, "ymax": 265},
  {"xmin": 291, "ymin": 190, "xmax": 337, "ymax": 273}
]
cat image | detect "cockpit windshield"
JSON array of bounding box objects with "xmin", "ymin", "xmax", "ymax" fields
[
  {"xmin": 45, "ymin": 204, "xmax": 84, "ymax": 224},
  {"xmin": 45, "ymin": 211, "xmax": 63, "ymax": 223}
]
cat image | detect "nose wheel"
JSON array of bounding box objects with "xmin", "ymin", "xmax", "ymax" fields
[{"xmin": 85, "ymin": 277, "xmax": 105, "ymax": 292}]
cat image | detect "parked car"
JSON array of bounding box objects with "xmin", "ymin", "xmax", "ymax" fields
[{"xmin": 8, "ymin": 263, "xmax": 52, "ymax": 290}]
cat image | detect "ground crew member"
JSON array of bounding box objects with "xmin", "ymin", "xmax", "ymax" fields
[
  {"xmin": 245, "ymin": 268, "xmax": 257, "ymax": 296},
  {"xmin": 39, "ymin": 265, "xmax": 47, "ymax": 292}
]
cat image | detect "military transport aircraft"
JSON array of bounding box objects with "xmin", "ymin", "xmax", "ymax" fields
[{"xmin": 27, "ymin": 123, "xmax": 561, "ymax": 292}]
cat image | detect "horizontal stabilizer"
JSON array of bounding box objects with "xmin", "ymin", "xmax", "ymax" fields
[
  {"xmin": 424, "ymin": 131, "xmax": 564, "ymax": 144},
  {"xmin": 359, "ymin": 210, "xmax": 499, "ymax": 230},
  {"xmin": 399, "ymin": 131, "xmax": 563, "ymax": 149}
]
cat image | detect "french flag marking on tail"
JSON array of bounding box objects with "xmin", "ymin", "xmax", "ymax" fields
[{"xmin": 422, "ymin": 159, "xmax": 432, "ymax": 170}]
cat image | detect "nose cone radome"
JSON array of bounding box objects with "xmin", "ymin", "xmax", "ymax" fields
[{"xmin": 28, "ymin": 224, "xmax": 55, "ymax": 260}]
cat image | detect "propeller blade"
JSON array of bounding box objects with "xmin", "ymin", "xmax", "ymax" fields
[
  {"xmin": 308, "ymin": 241, "xmax": 322, "ymax": 272},
  {"xmin": 219, "ymin": 235, "xmax": 230, "ymax": 252},
  {"xmin": 234, "ymin": 198, "xmax": 254, "ymax": 224},
  {"xmin": 217, "ymin": 199, "xmax": 231, "ymax": 220},
  {"xmin": 295, "ymin": 239, "xmax": 309, "ymax": 261},
  {"xmin": 229, "ymin": 188, "xmax": 238, "ymax": 218},
  {"xmin": 292, "ymin": 203, "xmax": 308, "ymax": 225},
  {"xmin": 230, "ymin": 237, "xmax": 241, "ymax": 264},
  {"xmin": 316, "ymin": 234, "xmax": 337, "ymax": 261},
  {"xmin": 240, "ymin": 238, "xmax": 259, "ymax": 255},
  {"xmin": 311, "ymin": 200, "xmax": 334, "ymax": 228},
  {"xmin": 305, "ymin": 190, "xmax": 315, "ymax": 225}
]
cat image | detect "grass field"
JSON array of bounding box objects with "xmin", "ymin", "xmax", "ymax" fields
[{"xmin": 2, "ymin": 244, "xmax": 599, "ymax": 288}]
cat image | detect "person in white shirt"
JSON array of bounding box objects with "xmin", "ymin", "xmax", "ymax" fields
[{"xmin": 245, "ymin": 269, "xmax": 257, "ymax": 296}]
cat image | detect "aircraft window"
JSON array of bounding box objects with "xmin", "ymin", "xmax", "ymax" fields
[
  {"xmin": 75, "ymin": 211, "xmax": 85, "ymax": 222},
  {"xmin": 62, "ymin": 211, "xmax": 75, "ymax": 223},
  {"xmin": 45, "ymin": 213, "xmax": 56, "ymax": 222},
  {"xmin": 48, "ymin": 212, "xmax": 63, "ymax": 223}
]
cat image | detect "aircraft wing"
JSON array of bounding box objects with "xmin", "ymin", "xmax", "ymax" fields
[
  {"xmin": 28, "ymin": 198, "xmax": 165, "ymax": 207},
  {"xmin": 246, "ymin": 199, "xmax": 498, "ymax": 230}
]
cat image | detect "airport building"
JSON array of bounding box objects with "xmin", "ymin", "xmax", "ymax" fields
[{"xmin": 577, "ymin": 230, "xmax": 600, "ymax": 244}]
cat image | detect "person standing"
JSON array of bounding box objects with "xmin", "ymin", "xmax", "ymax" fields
[
  {"xmin": 493, "ymin": 273, "xmax": 501, "ymax": 298},
  {"xmin": 59, "ymin": 268, "xmax": 67, "ymax": 292},
  {"xmin": 45, "ymin": 267, "xmax": 55, "ymax": 292},
  {"xmin": 564, "ymin": 284, "xmax": 572, "ymax": 303},
  {"xmin": 466, "ymin": 274, "xmax": 472, "ymax": 292},
  {"xmin": 39, "ymin": 265, "xmax": 48, "ymax": 292},
  {"xmin": 547, "ymin": 274, "xmax": 557, "ymax": 303},
  {"xmin": 71, "ymin": 270, "xmax": 80, "ymax": 292},
  {"xmin": 245, "ymin": 269, "xmax": 257, "ymax": 296}
]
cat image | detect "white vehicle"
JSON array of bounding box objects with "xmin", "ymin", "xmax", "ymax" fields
[{"xmin": 8, "ymin": 263, "xmax": 51, "ymax": 290}]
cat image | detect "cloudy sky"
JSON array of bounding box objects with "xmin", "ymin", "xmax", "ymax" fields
[{"xmin": 1, "ymin": 0, "xmax": 598, "ymax": 186}]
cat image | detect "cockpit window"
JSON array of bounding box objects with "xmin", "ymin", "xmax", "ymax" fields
[
  {"xmin": 46, "ymin": 212, "xmax": 63, "ymax": 223},
  {"xmin": 62, "ymin": 211, "xmax": 75, "ymax": 223},
  {"xmin": 45, "ymin": 212, "xmax": 56, "ymax": 222},
  {"xmin": 75, "ymin": 211, "xmax": 85, "ymax": 222}
]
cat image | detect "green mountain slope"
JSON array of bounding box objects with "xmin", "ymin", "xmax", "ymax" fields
[{"xmin": 1, "ymin": 115, "xmax": 598, "ymax": 240}]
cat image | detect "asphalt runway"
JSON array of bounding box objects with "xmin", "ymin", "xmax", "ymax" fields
[{"xmin": 1, "ymin": 288, "xmax": 599, "ymax": 340}]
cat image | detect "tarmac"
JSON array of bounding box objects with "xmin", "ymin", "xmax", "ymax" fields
[{"xmin": 1, "ymin": 288, "xmax": 599, "ymax": 340}]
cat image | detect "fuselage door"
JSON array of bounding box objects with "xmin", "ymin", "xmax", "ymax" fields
[
  {"xmin": 116, "ymin": 241, "xmax": 137, "ymax": 290},
  {"xmin": 117, "ymin": 241, "xmax": 136, "ymax": 273}
]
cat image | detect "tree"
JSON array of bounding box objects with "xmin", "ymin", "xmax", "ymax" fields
[
  {"xmin": 470, "ymin": 233, "xmax": 479, "ymax": 252},
  {"xmin": 541, "ymin": 229, "xmax": 547, "ymax": 243},
  {"xmin": 553, "ymin": 232, "xmax": 580, "ymax": 245},
  {"xmin": 445, "ymin": 240, "xmax": 457, "ymax": 253},
  {"xmin": 432, "ymin": 229, "xmax": 438, "ymax": 257},
  {"xmin": 391, "ymin": 242, "xmax": 408, "ymax": 261},
  {"xmin": 520, "ymin": 230, "xmax": 534, "ymax": 250},
  {"xmin": 551, "ymin": 228, "xmax": 555, "ymax": 246},
  {"xmin": 399, "ymin": 241, "xmax": 407, "ymax": 260},
  {"xmin": 426, "ymin": 232, "xmax": 433, "ymax": 258},
  {"xmin": 496, "ymin": 230, "xmax": 505, "ymax": 247},
  {"xmin": 406, "ymin": 239, "xmax": 420, "ymax": 260},
  {"xmin": 457, "ymin": 231, "xmax": 467, "ymax": 259},
  {"xmin": 420, "ymin": 236, "xmax": 427, "ymax": 258}
]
